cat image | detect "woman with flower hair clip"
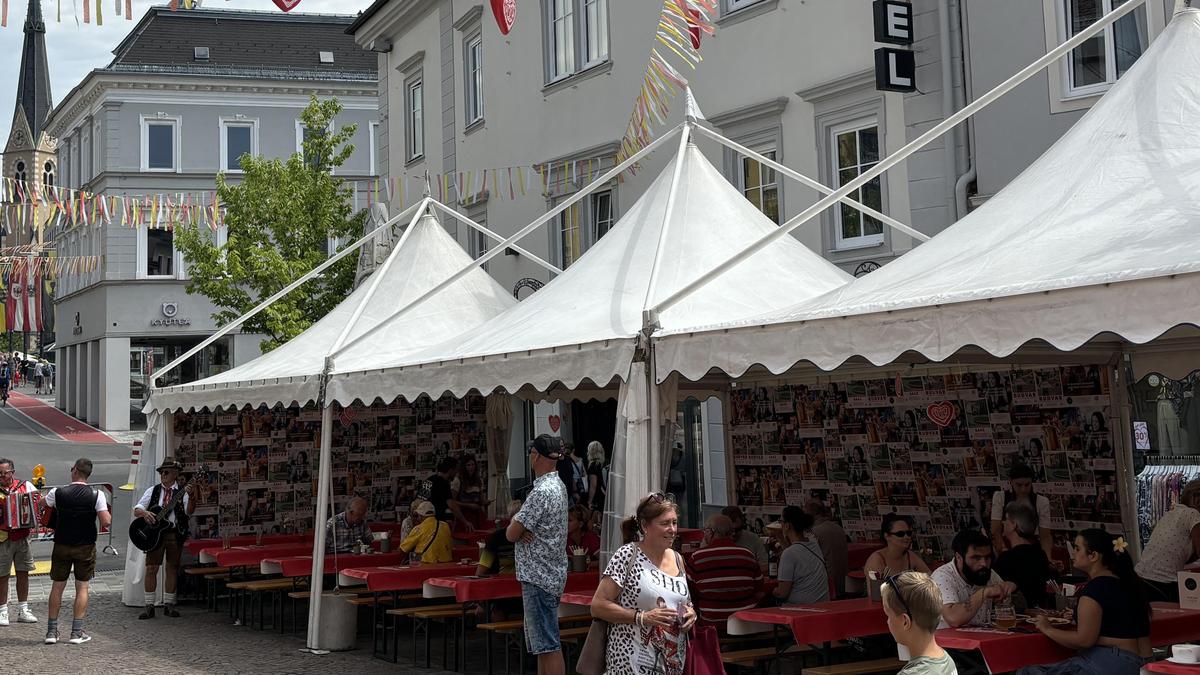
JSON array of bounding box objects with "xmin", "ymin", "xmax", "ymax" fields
[{"xmin": 1018, "ymin": 529, "xmax": 1151, "ymax": 675}]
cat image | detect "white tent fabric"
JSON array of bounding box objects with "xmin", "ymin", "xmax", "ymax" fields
[
  {"xmin": 325, "ymin": 143, "xmax": 852, "ymax": 405},
  {"xmin": 657, "ymin": 9, "xmax": 1200, "ymax": 381},
  {"xmin": 145, "ymin": 212, "xmax": 517, "ymax": 413}
]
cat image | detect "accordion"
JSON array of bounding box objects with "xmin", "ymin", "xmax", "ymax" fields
[{"xmin": 0, "ymin": 489, "xmax": 41, "ymax": 531}]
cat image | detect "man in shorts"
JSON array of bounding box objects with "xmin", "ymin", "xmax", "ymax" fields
[
  {"xmin": 133, "ymin": 458, "xmax": 195, "ymax": 619},
  {"xmin": 43, "ymin": 458, "xmax": 111, "ymax": 645},
  {"xmin": 0, "ymin": 458, "xmax": 39, "ymax": 625},
  {"xmin": 507, "ymin": 435, "xmax": 568, "ymax": 675}
]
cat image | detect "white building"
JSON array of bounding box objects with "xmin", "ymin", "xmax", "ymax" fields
[{"xmin": 46, "ymin": 7, "xmax": 379, "ymax": 430}]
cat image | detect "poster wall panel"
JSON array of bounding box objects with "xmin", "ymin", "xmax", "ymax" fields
[{"xmin": 728, "ymin": 365, "xmax": 1121, "ymax": 560}]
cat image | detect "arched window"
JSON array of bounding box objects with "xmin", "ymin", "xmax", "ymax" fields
[
  {"xmin": 14, "ymin": 160, "xmax": 27, "ymax": 183},
  {"xmin": 43, "ymin": 161, "xmax": 55, "ymax": 187}
]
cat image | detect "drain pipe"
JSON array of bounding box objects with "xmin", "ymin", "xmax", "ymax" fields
[
  {"xmin": 938, "ymin": 0, "xmax": 958, "ymax": 222},
  {"xmin": 952, "ymin": 0, "xmax": 977, "ymax": 218}
]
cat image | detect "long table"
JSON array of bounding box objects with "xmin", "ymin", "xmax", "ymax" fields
[
  {"xmin": 728, "ymin": 598, "xmax": 887, "ymax": 642},
  {"xmin": 337, "ymin": 562, "xmax": 476, "ymax": 592},
  {"xmin": 186, "ymin": 533, "xmax": 310, "ymax": 557},
  {"xmin": 199, "ymin": 542, "xmax": 318, "ymax": 567},
  {"xmin": 262, "ymin": 551, "xmax": 408, "ymax": 577}
]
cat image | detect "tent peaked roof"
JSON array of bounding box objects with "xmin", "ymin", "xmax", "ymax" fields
[
  {"xmin": 148, "ymin": 211, "xmax": 517, "ymax": 413},
  {"xmin": 327, "ymin": 141, "xmax": 851, "ymax": 403},
  {"xmin": 657, "ymin": 9, "xmax": 1200, "ymax": 380}
]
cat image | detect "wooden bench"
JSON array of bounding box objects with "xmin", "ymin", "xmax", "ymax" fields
[
  {"xmin": 184, "ymin": 565, "xmax": 230, "ymax": 576},
  {"xmin": 226, "ymin": 578, "xmax": 301, "ymax": 630},
  {"xmin": 409, "ymin": 607, "xmax": 470, "ymax": 670},
  {"xmin": 802, "ymin": 657, "xmax": 906, "ymax": 675},
  {"xmin": 474, "ymin": 614, "xmax": 592, "ymax": 675},
  {"xmin": 723, "ymin": 644, "xmax": 819, "ymax": 673}
]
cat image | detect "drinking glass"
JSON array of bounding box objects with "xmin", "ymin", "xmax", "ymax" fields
[{"xmin": 994, "ymin": 602, "xmax": 1016, "ymax": 630}]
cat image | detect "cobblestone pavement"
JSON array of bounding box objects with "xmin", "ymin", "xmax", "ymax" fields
[{"xmin": 3, "ymin": 573, "xmax": 461, "ymax": 674}]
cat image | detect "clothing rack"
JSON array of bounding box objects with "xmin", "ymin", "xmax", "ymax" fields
[
  {"xmin": 1135, "ymin": 463, "xmax": 1200, "ymax": 548},
  {"xmin": 1143, "ymin": 455, "xmax": 1200, "ymax": 465}
]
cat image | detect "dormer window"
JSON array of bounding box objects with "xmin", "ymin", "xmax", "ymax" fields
[
  {"xmin": 194, "ymin": 46, "xmax": 210, "ymax": 61},
  {"xmin": 319, "ymin": 51, "xmax": 334, "ymax": 64}
]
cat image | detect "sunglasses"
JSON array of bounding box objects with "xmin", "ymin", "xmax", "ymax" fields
[
  {"xmin": 883, "ymin": 574, "xmax": 913, "ymax": 619},
  {"xmin": 646, "ymin": 492, "xmax": 676, "ymax": 505},
  {"xmin": 888, "ymin": 530, "xmax": 913, "ymax": 538}
]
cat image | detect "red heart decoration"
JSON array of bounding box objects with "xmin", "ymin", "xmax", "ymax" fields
[
  {"xmin": 272, "ymin": 0, "xmax": 302, "ymax": 11},
  {"xmin": 548, "ymin": 415, "xmax": 561, "ymax": 433},
  {"xmin": 926, "ymin": 401, "xmax": 957, "ymax": 428},
  {"xmin": 490, "ymin": 0, "xmax": 516, "ymax": 35}
]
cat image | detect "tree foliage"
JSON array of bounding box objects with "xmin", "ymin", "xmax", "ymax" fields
[{"xmin": 175, "ymin": 96, "xmax": 365, "ymax": 352}]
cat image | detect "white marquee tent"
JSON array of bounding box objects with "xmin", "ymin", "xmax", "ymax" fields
[{"xmin": 656, "ymin": 8, "xmax": 1200, "ymax": 382}]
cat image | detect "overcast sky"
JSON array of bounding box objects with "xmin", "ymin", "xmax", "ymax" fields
[{"xmin": 1, "ymin": 0, "xmax": 375, "ymax": 144}]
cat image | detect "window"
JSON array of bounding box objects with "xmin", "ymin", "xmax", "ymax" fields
[
  {"xmin": 727, "ymin": 0, "xmax": 765, "ymax": 11},
  {"xmin": 738, "ymin": 151, "xmax": 780, "ymax": 224},
  {"xmin": 832, "ymin": 122, "xmax": 884, "ymax": 248},
  {"xmin": 556, "ymin": 188, "xmax": 615, "ymax": 267},
  {"xmin": 544, "ymin": 0, "xmax": 609, "ymax": 82},
  {"xmin": 369, "ymin": 122, "xmax": 380, "ymax": 176},
  {"xmin": 221, "ymin": 119, "xmax": 257, "ymax": 173},
  {"xmin": 466, "ymin": 205, "xmax": 489, "ymax": 269},
  {"xmin": 297, "ymin": 121, "xmax": 333, "ymax": 170},
  {"xmin": 194, "ymin": 46, "xmax": 210, "ymax": 61},
  {"xmin": 406, "ymin": 79, "xmax": 424, "ymax": 161},
  {"xmin": 42, "ymin": 161, "xmax": 54, "ymax": 187},
  {"xmin": 465, "ymin": 34, "xmax": 485, "ymax": 125},
  {"xmin": 141, "ymin": 115, "xmax": 180, "ymax": 172},
  {"xmin": 1061, "ymin": 0, "xmax": 1147, "ymax": 96},
  {"xmin": 145, "ymin": 228, "xmax": 175, "ymax": 277},
  {"xmin": 13, "ymin": 160, "xmax": 26, "ymax": 183},
  {"xmin": 92, "ymin": 118, "xmax": 102, "ymax": 177}
]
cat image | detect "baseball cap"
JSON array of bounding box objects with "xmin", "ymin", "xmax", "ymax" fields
[
  {"xmin": 414, "ymin": 501, "xmax": 436, "ymax": 517},
  {"xmin": 529, "ymin": 434, "xmax": 563, "ymax": 460}
]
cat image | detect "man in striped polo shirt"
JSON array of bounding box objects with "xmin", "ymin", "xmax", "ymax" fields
[{"xmin": 686, "ymin": 515, "xmax": 765, "ymax": 627}]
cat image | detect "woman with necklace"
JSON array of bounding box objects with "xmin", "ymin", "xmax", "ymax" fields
[
  {"xmin": 865, "ymin": 513, "xmax": 931, "ymax": 578},
  {"xmin": 591, "ymin": 493, "xmax": 696, "ymax": 675}
]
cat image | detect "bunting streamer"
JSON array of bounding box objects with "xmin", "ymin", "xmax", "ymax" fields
[
  {"xmin": 0, "ymin": 0, "xmax": 297, "ymax": 28},
  {"xmin": 615, "ymin": 0, "xmax": 716, "ymax": 167}
]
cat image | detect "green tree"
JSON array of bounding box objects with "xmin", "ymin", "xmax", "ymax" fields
[{"xmin": 175, "ymin": 96, "xmax": 365, "ymax": 352}]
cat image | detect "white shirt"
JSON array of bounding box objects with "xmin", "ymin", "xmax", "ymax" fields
[
  {"xmin": 931, "ymin": 562, "xmax": 1004, "ymax": 628},
  {"xmin": 1136, "ymin": 504, "xmax": 1200, "ymax": 583},
  {"xmin": 45, "ymin": 483, "xmax": 109, "ymax": 512},
  {"xmin": 991, "ymin": 491, "xmax": 1052, "ymax": 531},
  {"xmin": 136, "ymin": 483, "xmax": 191, "ymax": 525}
]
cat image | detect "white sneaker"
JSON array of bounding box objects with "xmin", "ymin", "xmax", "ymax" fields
[
  {"xmin": 44, "ymin": 629, "xmax": 57, "ymax": 644},
  {"xmin": 68, "ymin": 631, "xmax": 91, "ymax": 645},
  {"xmin": 17, "ymin": 608, "xmax": 37, "ymax": 623},
  {"xmin": 0, "ymin": 607, "xmax": 9, "ymax": 627}
]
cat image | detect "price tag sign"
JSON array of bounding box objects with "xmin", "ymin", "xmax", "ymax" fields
[{"xmin": 1133, "ymin": 420, "xmax": 1150, "ymax": 451}]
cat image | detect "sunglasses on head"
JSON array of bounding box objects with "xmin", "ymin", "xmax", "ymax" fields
[
  {"xmin": 645, "ymin": 491, "xmax": 676, "ymax": 505},
  {"xmin": 883, "ymin": 574, "xmax": 913, "ymax": 619}
]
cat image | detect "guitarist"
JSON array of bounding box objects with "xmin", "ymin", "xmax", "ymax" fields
[{"xmin": 133, "ymin": 458, "xmax": 195, "ymax": 619}]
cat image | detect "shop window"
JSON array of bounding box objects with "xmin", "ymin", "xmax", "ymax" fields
[
  {"xmin": 1129, "ymin": 370, "xmax": 1200, "ymax": 456},
  {"xmin": 738, "ymin": 149, "xmax": 780, "ymax": 224},
  {"xmin": 831, "ymin": 121, "xmax": 884, "ymax": 249},
  {"xmin": 1059, "ymin": 0, "xmax": 1147, "ymax": 97}
]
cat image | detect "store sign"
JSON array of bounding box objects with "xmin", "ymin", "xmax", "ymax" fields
[
  {"xmin": 1133, "ymin": 420, "xmax": 1150, "ymax": 450},
  {"xmin": 150, "ymin": 302, "xmax": 192, "ymax": 327},
  {"xmin": 873, "ymin": 0, "xmax": 913, "ymax": 44},
  {"xmin": 872, "ymin": 0, "xmax": 916, "ymax": 93}
]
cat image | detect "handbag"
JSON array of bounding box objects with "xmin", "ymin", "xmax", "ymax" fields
[
  {"xmin": 683, "ymin": 624, "xmax": 726, "ymax": 675},
  {"xmin": 575, "ymin": 618, "xmax": 608, "ymax": 675}
]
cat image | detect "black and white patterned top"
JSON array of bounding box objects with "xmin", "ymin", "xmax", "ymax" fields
[
  {"xmin": 513, "ymin": 471, "xmax": 568, "ymax": 594},
  {"xmin": 603, "ymin": 543, "xmax": 690, "ymax": 675}
]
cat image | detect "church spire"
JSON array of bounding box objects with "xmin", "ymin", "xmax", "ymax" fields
[{"xmin": 13, "ymin": 0, "xmax": 53, "ymax": 145}]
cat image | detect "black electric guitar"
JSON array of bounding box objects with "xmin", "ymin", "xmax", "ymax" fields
[{"xmin": 129, "ymin": 475, "xmax": 196, "ymax": 553}]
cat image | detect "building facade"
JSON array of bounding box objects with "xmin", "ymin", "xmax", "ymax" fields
[
  {"xmin": 45, "ymin": 7, "xmax": 379, "ymax": 430},
  {"xmin": 348, "ymin": 0, "xmax": 1175, "ymax": 514}
]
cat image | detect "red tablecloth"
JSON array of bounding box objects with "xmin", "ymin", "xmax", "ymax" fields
[
  {"xmin": 186, "ymin": 533, "xmax": 310, "ymax": 557},
  {"xmin": 1146, "ymin": 661, "xmax": 1200, "ymax": 675},
  {"xmin": 728, "ymin": 598, "xmax": 887, "ymax": 642},
  {"xmin": 339, "ymin": 562, "xmax": 476, "ymax": 592},
  {"xmin": 562, "ymin": 591, "xmax": 594, "ymax": 607},
  {"xmin": 453, "ymin": 544, "xmax": 480, "ymax": 561},
  {"xmin": 265, "ymin": 552, "xmax": 408, "ymax": 577},
  {"xmin": 847, "ymin": 543, "xmax": 876, "ymax": 570},
  {"xmin": 678, "ymin": 528, "xmax": 704, "ymax": 544},
  {"xmin": 200, "ymin": 543, "xmax": 318, "ymax": 567},
  {"xmin": 937, "ymin": 603, "xmax": 1200, "ymax": 674},
  {"xmin": 425, "ymin": 570, "xmax": 600, "ymax": 603}
]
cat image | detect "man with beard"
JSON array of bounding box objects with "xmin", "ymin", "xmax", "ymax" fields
[{"xmin": 931, "ymin": 529, "xmax": 1016, "ymax": 628}]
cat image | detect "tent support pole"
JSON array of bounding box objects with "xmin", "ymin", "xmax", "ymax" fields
[
  {"xmin": 650, "ymin": 0, "xmax": 1144, "ymax": 319},
  {"xmin": 149, "ymin": 199, "xmax": 425, "ymax": 388},
  {"xmin": 330, "ymin": 124, "xmax": 686, "ymax": 360},
  {"xmin": 427, "ymin": 201, "xmax": 562, "ymax": 277},
  {"xmin": 306, "ymin": 399, "xmax": 335, "ymax": 651},
  {"xmin": 642, "ymin": 123, "xmax": 692, "ymax": 328},
  {"xmin": 693, "ymin": 125, "xmax": 930, "ymax": 243}
]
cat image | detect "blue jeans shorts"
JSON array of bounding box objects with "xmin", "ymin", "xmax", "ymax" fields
[{"xmin": 521, "ymin": 583, "xmax": 561, "ymax": 655}]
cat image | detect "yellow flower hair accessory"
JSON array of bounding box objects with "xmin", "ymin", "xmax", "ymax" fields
[{"xmin": 1113, "ymin": 536, "xmax": 1128, "ymax": 554}]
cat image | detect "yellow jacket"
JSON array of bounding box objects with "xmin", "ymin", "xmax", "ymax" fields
[{"xmin": 400, "ymin": 517, "xmax": 453, "ymax": 564}]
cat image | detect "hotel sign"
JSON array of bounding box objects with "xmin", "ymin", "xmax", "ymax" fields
[{"xmin": 873, "ymin": 0, "xmax": 916, "ymax": 93}]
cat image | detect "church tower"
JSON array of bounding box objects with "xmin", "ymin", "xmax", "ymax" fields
[{"xmin": 3, "ymin": 0, "xmax": 56, "ymax": 245}]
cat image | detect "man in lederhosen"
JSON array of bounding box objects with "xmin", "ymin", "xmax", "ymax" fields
[{"xmin": 133, "ymin": 458, "xmax": 195, "ymax": 619}]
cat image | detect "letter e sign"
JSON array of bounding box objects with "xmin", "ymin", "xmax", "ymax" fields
[{"xmin": 873, "ymin": 0, "xmax": 914, "ymax": 45}]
